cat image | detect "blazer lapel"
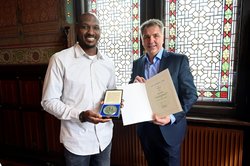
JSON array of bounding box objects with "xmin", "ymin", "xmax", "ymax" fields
[
  {"xmin": 139, "ymin": 56, "xmax": 147, "ymax": 77},
  {"xmin": 159, "ymin": 50, "xmax": 171, "ymax": 72}
]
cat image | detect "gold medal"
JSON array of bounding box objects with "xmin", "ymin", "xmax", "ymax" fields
[{"xmin": 103, "ymin": 105, "xmax": 117, "ymax": 116}]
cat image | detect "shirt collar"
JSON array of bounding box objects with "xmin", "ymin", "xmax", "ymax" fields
[
  {"xmin": 145, "ymin": 48, "xmax": 164, "ymax": 64},
  {"xmin": 74, "ymin": 43, "xmax": 104, "ymax": 59}
]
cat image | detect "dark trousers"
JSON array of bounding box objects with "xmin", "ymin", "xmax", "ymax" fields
[{"xmin": 137, "ymin": 123, "xmax": 181, "ymax": 166}]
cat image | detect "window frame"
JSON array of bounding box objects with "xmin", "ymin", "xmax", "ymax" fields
[
  {"xmin": 77, "ymin": 0, "xmax": 249, "ymax": 120},
  {"xmin": 141, "ymin": 0, "xmax": 248, "ymax": 119}
]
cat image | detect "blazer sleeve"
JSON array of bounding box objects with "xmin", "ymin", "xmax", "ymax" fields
[
  {"xmin": 129, "ymin": 56, "xmax": 145, "ymax": 84},
  {"xmin": 129, "ymin": 60, "xmax": 137, "ymax": 84},
  {"xmin": 174, "ymin": 54, "xmax": 198, "ymax": 122}
]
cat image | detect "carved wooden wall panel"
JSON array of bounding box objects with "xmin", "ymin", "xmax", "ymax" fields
[
  {"xmin": 0, "ymin": 0, "xmax": 63, "ymax": 47},
  {"xmin": 0, "ymin": 0, "xmax": 18, "ymax": 40},
  {"xmin": 22, "ymin": 111, "xmax": 46, "ymax": 151},
  {"xmin": 0, "ymin": 109, "xmax": 24, "ymax": 148},
  {"xmin": 20, "ymin": 0, "xmax": 59, "ymax": 24},
  {"xmin": 0, "ymin": 80, "xmax": 19, "ymax": 105},
  {"xmin": 19, "ymin": 79, "xmax": 42, "ymax": 106},
  {"xmin": 0, "ymin": 0, "xmax": 67, "ymax": 64},
  {"xmin": 20, "ymin": 0, "xmax": 63, "ymax": 46}
]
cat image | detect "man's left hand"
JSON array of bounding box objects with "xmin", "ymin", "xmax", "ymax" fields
[{"xmin": 152, "ymin": 114, "xmax": 171, "ymax": 126}]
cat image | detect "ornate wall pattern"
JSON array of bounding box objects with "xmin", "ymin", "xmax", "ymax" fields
[
  {"xmin": 88, "ymin": 0, "xmax": 140, "ymax": 87},
  {"xmin": 0, "ymin": 0, "xmax": 66, "ymax": 64},
  {"xmin": 0, "ymin": 47, "xmax": 63, "ymax": 64}
]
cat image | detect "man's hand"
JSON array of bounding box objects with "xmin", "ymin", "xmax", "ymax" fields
[
  {"xmin": 152, "ymin": 114, "xmax": 171, "ymax": 126},
  {"xmin": 79, "ymin": 110, "xmax": 111, "ymax": 124},
  {"xmin": 134, "ymin": 76, "xmax": 146, "ymax": 83}
]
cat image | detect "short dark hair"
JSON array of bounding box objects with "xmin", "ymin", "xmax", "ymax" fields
[
  {"xmin": 77, "ymin": 12, "xmax": 99, "ymax": 25},
  {"xmin": 140, "ymin": 19, "xmax": 164, "ymax": 36}
]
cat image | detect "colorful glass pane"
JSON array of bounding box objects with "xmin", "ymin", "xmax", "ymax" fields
[
  {"xmin": 88, "ymin": 0, "xmax": 140, "ymax": 87},
  {"xmin": 165, "ymin": 0, "xmax": 237, "ymax": 102}
]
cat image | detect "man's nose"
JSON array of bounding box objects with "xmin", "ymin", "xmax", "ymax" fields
[{"xmin": 87, "ymin": 27, "xmax": 95, "ymax": 34}]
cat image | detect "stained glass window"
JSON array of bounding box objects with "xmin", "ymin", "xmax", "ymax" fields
[
  {"xmin": 86, "ymin": 0, "xmax": 238, "ymax": 102},
  {"xmin": 88, "ymin": 0, "xmax": 140, "ymax": 87},
  {"xmin": 165, "ymin": 0, "xmax": 238, "ymax": 102}
]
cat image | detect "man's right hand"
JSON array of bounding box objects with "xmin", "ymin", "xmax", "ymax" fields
[
  {"xmin": 134, "ymin": 76, "xmax": 146, "ymax": 83},
  {"xmin": 79, "ymin": 110, "xmax": 111, "ymax": 124}
]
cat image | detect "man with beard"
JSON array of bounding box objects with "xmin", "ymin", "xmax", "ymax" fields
[{"xmin": 41, "ymin": 12, "xmax": 116, "ymax": 166}]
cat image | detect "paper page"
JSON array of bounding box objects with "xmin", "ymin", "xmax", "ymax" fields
[
  {"xmin": 119, "ymin": 83, "xmax": 153, "ymax": 126},
  {"xmin": 145, "ymin": 69, "xmax": 182, "ymax": 117},
  {"xmin": 104, "ymin": 90, "xmax": 123, "ymax": 104}
]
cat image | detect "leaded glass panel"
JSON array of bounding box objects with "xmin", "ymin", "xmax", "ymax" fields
[
  {"xmin": 88, "ymin": 0, "xmax": 140, "ymax": 87},
  {"xmin": 165, "ymin": 0, "xmax": 238, "ymax": 102}
]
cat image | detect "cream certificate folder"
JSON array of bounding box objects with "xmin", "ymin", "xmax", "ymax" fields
[{"xmin": 120, "ymin": 69, "xmax": 182, "ymax": 126}]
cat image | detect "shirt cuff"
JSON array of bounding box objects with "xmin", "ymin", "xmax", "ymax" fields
[{"xmin": 170, "ymin": 114, "xmax": 176, "ymax": 124}]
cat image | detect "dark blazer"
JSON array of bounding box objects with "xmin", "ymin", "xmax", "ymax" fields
[{"xmin": 129, "ymin": 50, "xmax": 198, "ymax": 146}]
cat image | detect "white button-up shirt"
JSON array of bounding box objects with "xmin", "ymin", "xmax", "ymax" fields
[{"xmin": 41, "ymin": 43, "xmax": 116, "ymax": 155}]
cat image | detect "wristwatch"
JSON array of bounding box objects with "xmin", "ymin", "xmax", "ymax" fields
[{"xmin": 79, "ymin": 111, "xmax": 86, "ymax": 123}]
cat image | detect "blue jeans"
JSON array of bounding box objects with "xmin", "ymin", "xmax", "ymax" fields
[{"xmin": 64, "ymin": 143, "xmax": 112, "ymax": 166}]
